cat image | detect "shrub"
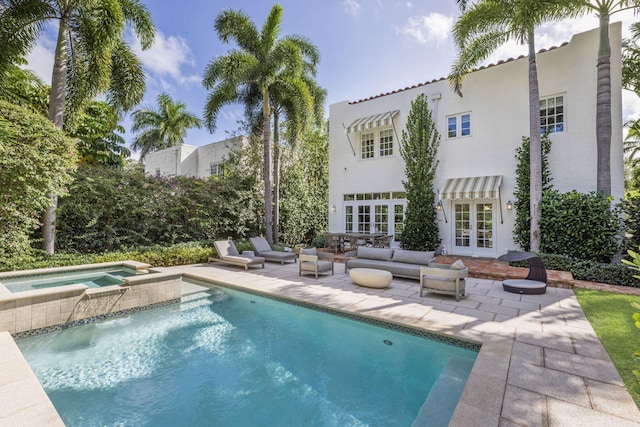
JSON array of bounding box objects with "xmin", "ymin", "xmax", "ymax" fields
[
  {"xmin": 0, "ymin": 241, "xmax": 219, "ymax": 272},
  {"xmin": 540, "ymin": 190, "xmax": 621, "ymax": 263},
  {"xmin": 56, "ymin": 164, "xmax": 262, "ymax": 252},
  {"xmin": 621, "ymin": 195, "xmax": 640, "ymax": 256},
  {"xmin": 0, "ymin": 100, "xmax": 76, "ymax": 258},
  {"xmin": 510, "ymin": 252, "xmax": 639, "ymax": 287}
]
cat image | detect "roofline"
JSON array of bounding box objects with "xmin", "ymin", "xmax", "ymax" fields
[{"xmin": 347, "ymin": 42, "xmax": 569, "ymax": 105}]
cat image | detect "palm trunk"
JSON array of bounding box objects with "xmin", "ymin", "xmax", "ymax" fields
[
  {"xmin": 262, "ymin": 87, "xmax": 273, "ymax": 244},
  {"xmin": 272, "ymin": 109, "xmax": 280, "ymax": 244},
  {"xmin": 528, "ymin": 29, "xmax": 542, "ymax": 253},
  {"xmin": 42, "ymin": 19, "xmax": 70, "ymax": 255},
  {"xmin": 596, "ymin": 13, "xmax": 612, "ymax": 195}
]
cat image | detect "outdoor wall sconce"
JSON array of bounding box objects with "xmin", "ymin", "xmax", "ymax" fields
[
  {"xmin": 436, "ymin": 200, "xmax": 447, "ymax": 223},
  {"xmin": 506, "ymin": 200, "xmax": 513, "ymax": 211},
  {"xmin": 331, "ymin": 205, "xmax": 337, "ymax": 213}
]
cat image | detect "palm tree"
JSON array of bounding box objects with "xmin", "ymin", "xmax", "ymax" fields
[
  {"xmin": 131, "ymin": 93, "xmax": 202, "ymax": 162},
  {"xmin": 0, "ymin": 0, "xmax": 156, "ymax": 254},
  {"xmin": 270, "ymin": 79, "xmax": 326, "ymax": 243},
  {"xmin": 570, "ymin": 1, "xmax": 640, "ymax": 195},
  {"xmin": 450, "ymin": 0, "xmax": 569, "ymax": 252},
  {"xmin": 203, "ymin": 4, "xmax": 320, "ymax": 244},
  {"xmin": 241, "ymin": 67, "xmax": 326, "ymax": 242}
]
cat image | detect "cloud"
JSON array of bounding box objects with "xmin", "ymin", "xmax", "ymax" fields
[
  {"xmin": 398, "ymin": 13, "xmax": 453, "ymax": 45},
  {"xmin": 132, "ymin": 30, "xmax": 201, "ymax": 87},
  {"xmin": 25, "ymin": 36, "xmax": 56, "ymax": 85},
  {"xmin": 343, "ymin": 0, "xmax": 360, "ymax": 17}
]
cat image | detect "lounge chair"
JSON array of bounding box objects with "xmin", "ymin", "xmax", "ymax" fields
[
  {"xmin": 249, "ymin": 236, "xmax": 297, "ymax": 264},
  {"xmin": 299, "ymin": 247, "xmax": 334, "ymax": 278},
  {"xmin": 419, "ymin": 261, "xmax": 468, "ymax": 301},
  {"xmin": 209, "ymin": 240, "xmax": 265, "ymax": 270}
]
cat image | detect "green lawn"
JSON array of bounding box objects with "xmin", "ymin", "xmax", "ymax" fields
[{"xmin": 574, "ymin": 288, "xmax": 640, "ymax": 409}]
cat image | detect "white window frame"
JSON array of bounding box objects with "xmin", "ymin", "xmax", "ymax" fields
[
  {"xmin": 540, "ymin": 94, "xmax": 565, "ymax": 134},
  {"xmin": 359, "ymin": 127, "xmax": 394, "ymax": 160},
  {"xmin": 209, "ymin": 162, "xmax": 225, "ymax": 177},
  {"xmin": 447, "ymin": 112, "xmax": 472, "ymax": 139},
  {"xmin": 361, "ymin": 132, "xmax": 375, "ymax": 159},
  {"xmin": 379, "ymin": 129, "xmax": 394, "ymax": 157}
]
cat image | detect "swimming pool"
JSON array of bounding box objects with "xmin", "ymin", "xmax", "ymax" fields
[
  {"xmin": 1, "ymin": 267, "xmax": 141, "ymax": 293},
  {"xmin": 17, "ymin": 281, "xmax": 478, "ymax": 426}
]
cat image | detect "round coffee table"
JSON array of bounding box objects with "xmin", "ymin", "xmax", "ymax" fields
[{"xmin": 349, "ymin": 268, "xmax": 393, "ymax": 288}]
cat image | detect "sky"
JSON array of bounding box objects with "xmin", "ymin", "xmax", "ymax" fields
[{"xmin": 24, "ymin": 1, "xmax": 640, "ymax": 154}]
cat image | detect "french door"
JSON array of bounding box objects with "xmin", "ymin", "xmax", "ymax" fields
[
  {"xmin": 452, "ymin": 201, "xmax": 495, "ymax": 257},
  {"xmin": 344, "ymin": 201, "xmax": 405, "ymax": 242}
]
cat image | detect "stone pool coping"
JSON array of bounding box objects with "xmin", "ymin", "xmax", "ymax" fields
[{"xmin": 2, "ymin": 261, "xmax": 640, "ymax": 426}]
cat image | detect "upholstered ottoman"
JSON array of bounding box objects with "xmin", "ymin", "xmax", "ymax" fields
[{"xmin": 349, "ymin": 268, "xmax": 393, "ymax": 288}]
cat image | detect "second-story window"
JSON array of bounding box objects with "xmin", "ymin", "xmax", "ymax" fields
[
  {"xmin": 447, "ymin": 113, "xmax": 471, "ymax": 138},
  {"xmin": 379, "ymin": 129, "xmax": 393, "ymax": 157},
  {"xmin": 361, "ymin": 132, "xmax": 375, "ymax": 159}
]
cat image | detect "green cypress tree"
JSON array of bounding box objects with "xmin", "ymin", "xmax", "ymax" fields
[{"xmin": 399, "ymin": 94, "xmax": 440, "ymax": 250}]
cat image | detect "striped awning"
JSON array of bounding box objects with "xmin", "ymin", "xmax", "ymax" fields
[
  {"xmin": 440, "ymin": 175, "xmax": 503, "ymax": 200},
  {"xmin": 345, "ymin": 110, "xmax": 399, "ymax": 134}
]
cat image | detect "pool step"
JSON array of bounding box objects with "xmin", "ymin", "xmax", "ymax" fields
[
  {"xmin": 180, "ymin": 288, "xmax": 229, "ymax": 307},
  {"xmin": 412, "ymin": 358, "xmax": 474, "ymax": 427}
]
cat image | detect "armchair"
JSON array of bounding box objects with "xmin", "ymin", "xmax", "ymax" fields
[{"xmin": 299, "ymin": 248, "xmax": 335, "ymax": 278}]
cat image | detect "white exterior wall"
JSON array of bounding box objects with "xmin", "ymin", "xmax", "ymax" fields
[
  {"xmin": 144, "ymin": 144, "xmax": 198, "ymax": 177},
  {"xmin": 195, "ymin": 137, "xmax": 243, "ymax": 177},
  {"xmin": 143, "ymin": 137, "xmax": 244, "ymax": 178},
  {"xmin": 328, "ymin": 24, "xmax": 623, "ymax": 258}
]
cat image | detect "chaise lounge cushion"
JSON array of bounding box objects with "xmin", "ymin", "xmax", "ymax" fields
[
  {"xmin": 249, "ymin": 236, "xmax": 297, "ymax": 264},
  {"xmin": 211, "ymin": 240, "xmax": 265, "ymax": 270}
]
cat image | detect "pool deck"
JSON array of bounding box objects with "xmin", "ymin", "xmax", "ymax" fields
[
  {"xmin": 164, "ymin": 262, "xmax": 640, "ymax": 427},
  {"xmin": 2, "ymin": 260, "xmax": 640, "ymax": 426}
]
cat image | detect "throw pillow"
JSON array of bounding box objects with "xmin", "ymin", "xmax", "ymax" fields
[{"xmin": 451, "ymin": 259, "xmax": 466, "ymax": 270}]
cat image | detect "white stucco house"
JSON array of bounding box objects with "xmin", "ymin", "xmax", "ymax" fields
[
  {"xmin": 144, "ymin": 136, "xmax": 245, "ymax": 178},
  {"xmin": 328, "ymin": 24, "xmax": 624, "ymax": 258}
]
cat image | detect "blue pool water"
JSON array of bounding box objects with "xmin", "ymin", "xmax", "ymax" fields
[
  {"xmin": 17, "ymin": 282, "xmax": 478, "ymax": 426},
  {"xmin": 2, "ymin": 268, "xmax": 139, "ymax": 293}
]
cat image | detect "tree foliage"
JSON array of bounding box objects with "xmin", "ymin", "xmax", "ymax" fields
[
  {"xmin": 0, "ymin": 100, "xmax": 76, "ymax": 257},
  {"xmin": 279, "ymin": 125, "xmax": 329, "ymax": 245},
  {"xmin": 131, "ymin": 93, "xmax": 202, "ymax": 162},
  {"xmin": 0, "ymin": 0, "xmax": 156, "ymax": 254},
  {"xmin": 0, "ymin": 63, "xmax": 49, "ymax": 115},
  {"xmin": 513, "ymin": 134, "xmax": 553, "ymax": 250},
  {"xmin": 71, "ymin": 100, "xmax": 130, "ymax": 168},
  {"xmin": 203, "ymin": 4, "xmax": 320, "ymax": 244},
  {"xmin": 399, "ymin": 94, "xmax": 440, "ymax": 251}
]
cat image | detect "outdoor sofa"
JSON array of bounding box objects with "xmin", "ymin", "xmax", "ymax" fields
[
  {"xmin": 209, "ymin": 240, "xmax": 265, "ymax": 270},
  {"xmin": 344, "ymin": 246, "xmax": 435, "ymax": 280}
]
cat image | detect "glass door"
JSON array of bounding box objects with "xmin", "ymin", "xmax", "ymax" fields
[{"xmin": 452, "ymin": 201, "xmax": 495, "ymax": 257}]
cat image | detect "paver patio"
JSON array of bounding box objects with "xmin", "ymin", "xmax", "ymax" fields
[
  {"xmin": 161, "ymin": 262, "xmax": 640, "ymax": 426},
  {"xmin": 2, "ymin": 260, "xmax": 640, "ymax": 426}
]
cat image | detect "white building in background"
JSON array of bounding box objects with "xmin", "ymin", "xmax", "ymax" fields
[
  {"xmin": 328, "ymin": 24, "xmax": 624, "ymax": 258},
  {"xmin": 144, "ymin": 136, "xmax": 245, "ymax": 178}
]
